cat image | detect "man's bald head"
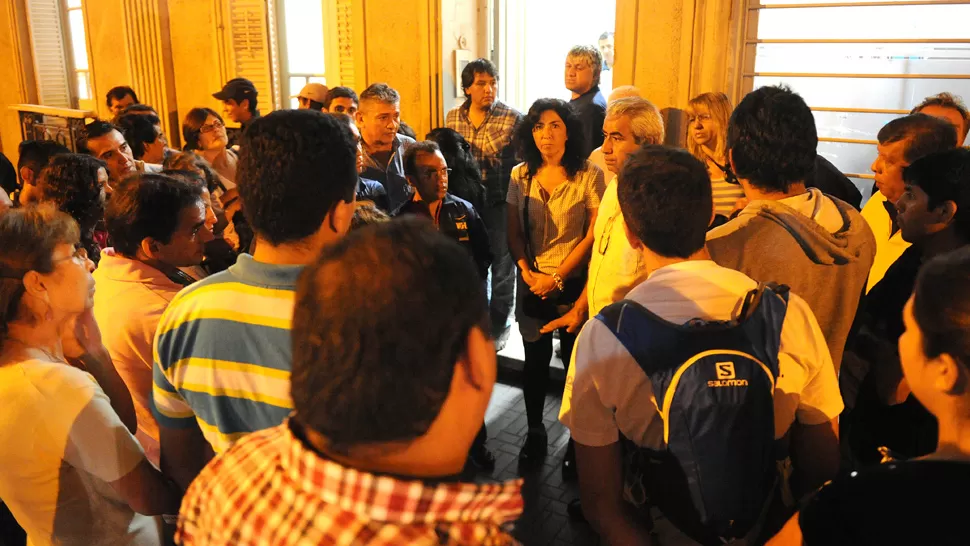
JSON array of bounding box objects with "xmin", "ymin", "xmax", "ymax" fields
[{"xmin": 608, "ymin": 86, "xmax": 642, "ymax": 104}]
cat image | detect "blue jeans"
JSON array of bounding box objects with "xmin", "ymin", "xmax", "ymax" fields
[{"xmin": 481, "ymin": 203, "xmax": 515, "ymax": 335}]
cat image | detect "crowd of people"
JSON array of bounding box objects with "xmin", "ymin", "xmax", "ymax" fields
[{"xmin": 0, "ymin": 38, "xmax": 969, "ymax": 546}]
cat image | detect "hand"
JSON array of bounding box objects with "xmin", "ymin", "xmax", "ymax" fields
[
  {"xmin": 521, "ymin": 269, "xmax": 537, "ymax": 287},
  {"xmin": 530, "ymin": 273, "xmax": 559, "ymax": 298},
  {"xmin": 61, "ymin": 308, "xmax": 105, "ymax": 361},
  {"xmin": 540, "ymin": 302, "xmax": 588, "ymax": 334}
]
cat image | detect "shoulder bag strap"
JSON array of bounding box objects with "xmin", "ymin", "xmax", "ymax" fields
[{"xmin": 522, "ymin": 172, "xmax": 539, "ymax": 270}]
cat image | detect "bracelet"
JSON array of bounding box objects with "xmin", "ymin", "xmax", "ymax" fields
[{"xmin": 552, "ymin": 273, "xmax": 565, "ymax": 291}]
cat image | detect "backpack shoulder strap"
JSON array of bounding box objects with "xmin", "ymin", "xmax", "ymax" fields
[
  {"xmin": 595, "ymin": 299, "xmax": 692, "ymax": 377},
  {"xmin": 738, "ymin": 283, "xmax": 790, "ymax": 378}
]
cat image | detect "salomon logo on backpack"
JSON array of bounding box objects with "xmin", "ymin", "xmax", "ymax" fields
[{"xmin": 596, "ymin": 283, "xmax": 789, "ymax": 545}]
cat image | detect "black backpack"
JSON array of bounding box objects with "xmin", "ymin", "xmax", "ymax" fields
[{"xmin": 596, "ymin": 283, "xmax": 790, "ymax": 545}]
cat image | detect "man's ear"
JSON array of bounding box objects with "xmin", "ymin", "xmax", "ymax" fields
[
  {"xmin": 139, "ymin": 238, "xmax": 160, "ymax": 260},
  {"xmin": 622, "ymin": 218, "xmax": 643, "ymax": 250},
  {"xmin": 937, "ymin": 200, "xmax": 958, "ymax": 227},
  {"xmin": 19, "ymin": 166, "xmax": 34, "ymax": 186}
]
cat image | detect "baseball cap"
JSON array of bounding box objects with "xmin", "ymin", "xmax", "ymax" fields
[
  {"xmin": 213, "ymin": 78, "xmax": 258, "ymax": 102},
  {"xmin": 294, "ymin": 83, "xmax": 329, "ymax": 103}
]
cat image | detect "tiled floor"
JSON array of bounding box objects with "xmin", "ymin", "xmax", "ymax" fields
[{"xmin": 475, "ymin": 379, "xmax": 700, "ymax": 546}]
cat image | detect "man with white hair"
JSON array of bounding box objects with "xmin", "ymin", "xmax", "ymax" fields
[{"xmin": 588, "ymin": 86, "xmax": 643, "ymax": 174}]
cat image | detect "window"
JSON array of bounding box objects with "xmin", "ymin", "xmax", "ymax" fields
[
  {"xmin": 65, "ymin": 0, "xmax": 92, "ymax": 103},
  {"xmin": 277, "ymin": 0, "xmax": 327, "ymax": 108},
  {"xmin": 738, "ymin": 0, "xmax": 970, "ymax": 202}
]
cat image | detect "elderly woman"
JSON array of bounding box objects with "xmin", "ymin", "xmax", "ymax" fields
[
  {"xmin": 686, "ymin": 92, "xmax": 745, "ymax": 222},
  {"xmin": 507, "ymin": 98, "xmax": 605, "ymax": 469},
  {"xmin": 0, "ymin": 205, "xmax": 181, "ymax": 545},
  {"xmin": 182, "ymin": 107, "xmax": 238, "ymax": 187}
]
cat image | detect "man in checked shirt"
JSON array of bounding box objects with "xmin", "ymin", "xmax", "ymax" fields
[{"xmin": 446, "ymin": 58, "xmax": 523, "ymax": 355}]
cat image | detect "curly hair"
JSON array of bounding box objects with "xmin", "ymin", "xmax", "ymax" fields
[
  {"xmin": 514, "ymin": 98, "xmax": 588, "ymax": 179},
  {"xmin": 35, "ymin": 154, "xmax": 107, "ymax": 262},
  {"xmin": 163, "ymin": 151, "xmax": 226, "ymax": 194}
]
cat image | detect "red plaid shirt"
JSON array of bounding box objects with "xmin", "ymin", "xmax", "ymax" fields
[{"xmin": 177, "ymin": 420, "xmax": 524, "ymax": 545}]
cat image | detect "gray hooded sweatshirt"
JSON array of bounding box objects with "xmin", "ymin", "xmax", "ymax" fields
[{"xmin": 707, "ymin": 189, "xmax": 876, "ymax": 370}]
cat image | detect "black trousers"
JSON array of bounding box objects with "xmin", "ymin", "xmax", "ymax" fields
[{"xmin": 523, "ymin": 329, "xmax": 577, "ymax": 428}]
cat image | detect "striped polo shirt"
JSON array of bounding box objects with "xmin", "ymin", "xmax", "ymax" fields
[{"xmin": 151, "ymin": 254, "xmax": 303, "ymax": 453}]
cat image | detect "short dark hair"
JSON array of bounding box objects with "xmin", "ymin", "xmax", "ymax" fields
[
  {"xmin": 79, "ymin": 120, "xmax": 122, "ymax": 156},
  {"xmin": 323, "ymin": 86, "xmax": 359, "ymax": 109},
  {"xmin": 914, "ymin": 246, "xmax": 970, "ymax": 371},
  {"xmin": 105, "ymin": 86, "xmax": 138, "ymax": 108},
  {"xmin": 359, "ymin": 83, "xmax": 400, "ymax": 105},
  {"xmin": 912, "ymin": 92, "xmax": 970, "ymax": 140},
  {"xmin": 877, "ymin": 113, "xmax": 958, "ymax": 164},
  {"xmin": 181, "ymin": 107, "xmax": 222, "ymax": 151},
  {"xmin": 617, "ymin": 145, "xmax": 712, "ymax": 258},
  {"xmin": 116, "ymin": 113, "xmax": 161, "ymax": 160},
  {"xmin": 903, "ymin": 148, "xmax": 970, "ymax": 241},
  {"xmin": 397, "ymin": 121, "xmax": 417, "ymax": 140},
  {"xmin": 403, "ymin": 140, "xmax": 441, "ymax": 177},
  {"xmin": 515, "ymin": 98, "xmax": 588, "ymax": 178},
  {"xmin": 599, "ymin": 31, "xmax": 614, "ymax": 41},
  {"xmin": 120, "ymin": 103, "xmax": 158, "ymax": 116},
  {"xmin": 105, "ymin": 173, "xmax": 203, "ymax": 258},
  {"xmin": 291, "ymin": 218, "xmax": 489, "ymax": 453},
  {"xmin": 17, "ymin": 140, "xmax": 70, "ymax": 184},
  {"xmin": 727, "ymin": 85, "xmax": 818, "ymax": 193},
  {"xmin": 163, "ymin": 151, "xmax": 225, "ymax": 194},
  {"xmin": 236, "ymin": 110, "xmax": 358, "ymax": 245},
  {"xmin": 305, "ymin": 99, "xmax": 325, "ymax": 111},
  {"xmin": 461, "ymin": 58, "xmax": 499, "ymax": 99}
]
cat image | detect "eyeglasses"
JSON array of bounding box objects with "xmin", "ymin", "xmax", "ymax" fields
[
  {"xmin": 687, "ymin": 114, "xmax": 712, "ymax": 124},
  {"xmin": 200, "ymin": 119, "xmax": 225, "ymax": 134},
  {"xmin": 597, "ymin": 212, "xmax": 618, "ymax": 255},
  {"xmin": 422, "ymin": 168, "xmax": 452, "ymax": 180},
  {"xmin": 52, "ymin": 244, "xmax": 89, "ymax": 266}
]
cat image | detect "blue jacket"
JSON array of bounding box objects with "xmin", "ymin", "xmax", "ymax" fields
[
  {"xmin": 360, "ymin": 134, "xmax": 416, "ymax": 211},
  {"xmin": 393, "ymin": 193, "xmax": 493, "ymax": 279}
]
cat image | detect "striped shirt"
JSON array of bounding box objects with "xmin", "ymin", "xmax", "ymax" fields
[
  {"xmin": 151, "ymin": 254, "xmax": 302, "ymax": 453},
  {"xmin": 712, "ymin": 176, "xmax": 746, "ymax": 217},
  {"xmin": 506, "ymin": 161, "xmax": 606, "ymax": 277},
  {"xmin": 178, "ymin": 420, "xmax": 525, "ymax": 546},
  {"xmin": 445, "ymin": 100, "xmax": 523, "ymax": 205}
]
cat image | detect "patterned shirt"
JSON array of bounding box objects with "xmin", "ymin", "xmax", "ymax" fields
[
  {"xmin": 178, "ymin": 420, "xmax": 525, "ymax": 545},
  {"xmin": 151, "ymin": 254, "xmax": 302, "ymax": 453},
  {"xmin": 446, "ymin": 100, "xmax": 523, "ymax": 206},
  {"xmin": 506, "ymin": 161, "xmax": 606, "ymax": 277},
  {"xmin": 711, "ymin": 176, "xmax": 746, "ymax": 218}
]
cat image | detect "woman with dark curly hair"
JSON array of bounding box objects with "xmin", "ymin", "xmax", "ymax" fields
[
  {"xmin": 506, "ymin": 98, "xmax": 605, "ymax": 469},
  {"xmin": 33, "ymin": 153, "xmax": 109, "ymax": 265},
  {"xmin": 426, "ymin": 127, "xmax": 486, "ymax": 212}
]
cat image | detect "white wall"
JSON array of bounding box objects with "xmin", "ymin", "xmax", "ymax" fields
[{"xmin": 440, "ymin": 0, "xmax": 488, "ymax": 117}]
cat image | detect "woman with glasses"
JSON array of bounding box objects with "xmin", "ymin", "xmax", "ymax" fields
[
  {"xmin": 686, "ymin": 92, "xmax": 745, "ymax": 222},
  {"xmin": 0, "ymin": 205, "xmax": 181, "ymax": 545},
  {"xmin": 30, "ymin": 153, "xmax": 110, "ymax": 266},
  {"xmin": 182, "ymin": 107, "xmax": 237, "ymax": 187},
  {"xmin": 507, "ymin": 98, "xmax": 606, "ymax": 469},
  {"xmin": 769, "ymin": 247, "xmax": 970, "ymax": 545}
]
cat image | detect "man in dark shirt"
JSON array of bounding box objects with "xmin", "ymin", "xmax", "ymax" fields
[
  {"xmin": 356, "ymin": 83, "xmax": 415, "ymax": 211},
  {"xmin": 332, "ymin": 113, "xmax": 391, "ymax": 212},
  {"xmin": 566, "ymin": 45, "xmax": 607, "ymax": 159},
  {"xmin": 213, "ymin": 78, "xmax": 261, "ymax": 148}
]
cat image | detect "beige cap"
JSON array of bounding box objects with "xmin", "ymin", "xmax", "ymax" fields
[{"xmin": 294, "ymin": 83, "xmax": 329, "ymax": 103}]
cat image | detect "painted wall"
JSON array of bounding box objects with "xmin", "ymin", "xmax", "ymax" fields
[{"xmin": 440, "ymin": 0, "xmax": 487, "ymax": 116}]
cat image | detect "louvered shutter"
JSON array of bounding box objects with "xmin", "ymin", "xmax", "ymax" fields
[
  {"xmin": 25, "ymin": 0, "xmax": 73, "ymax": 108},
  {"xmin": 227, "ymin": 0, "xmax": 275, "ymax": 111},
  {"xmin": 334, "ymin": 0, "xmax": 355, "ymax": 89}
]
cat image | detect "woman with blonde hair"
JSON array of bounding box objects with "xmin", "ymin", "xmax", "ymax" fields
[{"xmin": 686, "ymin": 92, "xmax": 745, "ymax": 220}]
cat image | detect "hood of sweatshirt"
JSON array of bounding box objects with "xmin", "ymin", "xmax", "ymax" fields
[{"xmin": 709, "ymin": 188, "xmax": 876, "ymax": 266}]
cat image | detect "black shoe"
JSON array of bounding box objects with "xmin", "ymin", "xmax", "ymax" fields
[
  {"xmin": 518, "ymin": 429, "xmax": 548, "ymax": 470},
  {"xmin": 566, "ymin": 499, "xmax": 586, "ymax": 522},
  {"xmin": 561, "ymin": 440, "xmax": 577, "ymax": 482},
  {"xmin": 467, "ymin": 443, "xmax": 496, "ymax": 472}
]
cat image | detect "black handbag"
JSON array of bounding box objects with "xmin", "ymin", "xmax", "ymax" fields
[{"xmin": 520, "ymin": 174, "xmax": 586, "ymax": 322}]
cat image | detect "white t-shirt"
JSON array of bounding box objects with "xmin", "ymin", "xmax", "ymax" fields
[
  {"xmin": 560, "ymin": 260, "xmax": 844, "ymax": 448},
  {"xmin": 0, "ymin": 358, "xmax": 161, "ymax": 546}
]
